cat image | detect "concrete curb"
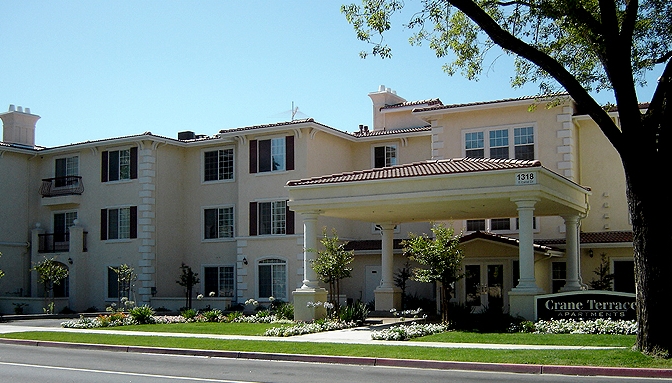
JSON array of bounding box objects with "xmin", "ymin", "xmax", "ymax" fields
[{"xmin": 1, "ymin": 338, "xmax": 671, "ymax": 379}]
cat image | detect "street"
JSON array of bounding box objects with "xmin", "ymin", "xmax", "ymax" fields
[{"xmin": 0, "ymin": 343, "xmax": 668, "ymax": 383}]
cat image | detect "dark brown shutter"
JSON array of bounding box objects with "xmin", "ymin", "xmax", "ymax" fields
[
  {"xmin": 285, "ymin": 135, "xmax": 294, "ymax": 171},
  {"xmin": 249, "ymin": 202, "xmax": 258, "ymax": 236},
  {"xmin": 285, "ymin": 202, "xmax": 295, "ymax": 235},
  {"xmin": 130, "ymin": 147, "xmax": 138, "ymax": 179},
  {"xmin": 129, "ymin": 206, "xmax": 138, "ymax": 239},
  {"xmin": 101, "ymin": 151, "xmax": 109, "ymax": 182},
  {"xmin": 258, "ymin": 139, "xmax": 271, "ymax": 172},
  {"xmin": 249, "ymin": 140, "xmax": 258, "ymax": 174},
  {"xmin": 100, "ymin": 209, "xmax": 108, "ymax": 240}
]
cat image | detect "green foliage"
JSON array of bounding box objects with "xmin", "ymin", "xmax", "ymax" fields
[
  {"xmin": 31, "ymin": 256, "xmax": 69, "ymax": 313},
  {"xmin": 129, "ymin": 305, "xmax": 156, "ymax": 324},
  {"xmin": 337, "ymin": 301, "xmax": 370, "ymax": 324},
  {"xmin": 309, "ymin": 228, "xmax": 354, "ymax": 308},
  {"xmin": 176, "ymin": 263, "xmax": 200, "ymax": 309},
  {"xmin": 201, "ymin": 309, "xmax": 223, "ymax": 322},
  {"xmin": 402, "ymin": 223, "xmax": 464, "ymax": 323},
  {"xmin": 589, "ymin": 253, "xmax": 615, "ymax": 291},
  {"xmin": 180, "ymin": 308, "xmax": 198, "ymax": 320},
  {"xmin": 109, "ymin": 264, "xmax": 137, "ymax": 303}
]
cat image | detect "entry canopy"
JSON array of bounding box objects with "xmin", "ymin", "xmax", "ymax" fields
[{"xmin": 287, "ymin": 158, "xmax": 590, "ymax": 223}]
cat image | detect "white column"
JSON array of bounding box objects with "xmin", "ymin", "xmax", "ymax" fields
[
  {"xmin": 379, "ymin": 224, "xmax": 396, "ymax": 289},
  {"xmin": 512, "ymin": 199, "xmax": 542, "ymax": 292},
  {"xmin": 374, "ymin": 223, "xmax": 401, "ymax": 311},
  {"xmin": 292, "ymin": 211, "xmax": 327, "ymax": 321},
  {"xmin": 560, "ymin": 215, "xmax": 583, "ymax": 291},
  {"xmin": 300, "ymin": 212, "xmax": 320, "ymax": 289}
]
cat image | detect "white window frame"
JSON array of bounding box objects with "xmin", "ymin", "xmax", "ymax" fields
[
  {"xmin": 203, "ymin": 205, "xmax": 235, "ymax": 241},
  {"xmin": 202, "ymin": 264, "xmax": 236, "ymax": 297},
  {"xmin": 258, "ymin": 200, "xmax": 287, "ymax": 236},
  {"xmin": 462, "ymin": 124, "xmax": 538, "ymax": 160},
  {"xmin": 464, "ymin": 217, "xmax": 540, "ymax": 234},
  {"xmin": 106, "ymin": 206, "xmax": 132, "ymax": 240},
  {"xmin": 202, "ymin": 147, "xmax": 235, "ymax": 183},
  {"xmin": 256, "ymin": 257, "xmax": 288, "ymax": 301},
  {"xmin": 107, "ymin": 148, "xmax": 132, "ymax": 182},
  {"xmin": 372, "ymin": 143, "xmax": 398, "ymax": 168}
]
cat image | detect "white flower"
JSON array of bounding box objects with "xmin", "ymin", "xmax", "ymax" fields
[
  {"xmin": 197, "ymin": 294, "xmax": 204, "ymax": 300},
  {"xmin": 269, "ymin": 296, "xmax": 275, "ymax": 302},
  {"xmin": 209, "ymin": 291, "xmax": 216, "ymax": 297}
]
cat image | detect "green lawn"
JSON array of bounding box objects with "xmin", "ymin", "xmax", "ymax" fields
[{"xmin": 1, "ymin": 323, "xmax": 671, "ymax": 369}]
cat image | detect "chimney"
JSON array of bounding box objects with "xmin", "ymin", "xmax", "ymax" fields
[
  {"xmin": 0, "ymin": 104, "xmax": 40, "ymax": 147},
  {"xmin": 368, "ymin": 85, "xmax": 406, "ymax": 131}
]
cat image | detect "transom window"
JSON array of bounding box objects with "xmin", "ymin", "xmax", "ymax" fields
[
  {"xmin": 464, "ymin": 126, "xmax": 535, "ymax": 160},
  {"xmin": 204, "ymin": 206, "xmax": 234, "ymax": 239},
  {"xmin": 204, "ymin": 148, "xmax": 234, "ymax": 181},
  {"xmin": 258, "ymin": 258, "xmax": 287, "ymax": 300}
]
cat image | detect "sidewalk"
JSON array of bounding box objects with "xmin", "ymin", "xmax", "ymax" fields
[{"xmin": 1, "ymin": 317, "xmax": 671, "ymax": 379}]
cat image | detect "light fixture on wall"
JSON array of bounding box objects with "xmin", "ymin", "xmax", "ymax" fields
[
  {"xmin": 67, "ymin": 258, "xmax": 73, "ymax": 265},
  {"xmin": 243, "ymin": 257, "xmax": 248, "ymax": 265},
  {"xmin": 588, "ymin": 249, "xmax": 594, "ymax": 258}
]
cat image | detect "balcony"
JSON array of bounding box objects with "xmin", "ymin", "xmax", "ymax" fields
[
  {"xmin": 37, "ymin": 232, "xmax": 88, "ymax": 253},
  {"xmin": 40, "ymin": 176, "xmax": 83, "ymax": 206}
]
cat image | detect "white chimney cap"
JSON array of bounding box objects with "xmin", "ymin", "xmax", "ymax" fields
[{"xmin": 8, "ymin": 104, "xmax": 15, "ymax": 112}]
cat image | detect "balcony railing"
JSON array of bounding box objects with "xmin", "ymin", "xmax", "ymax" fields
[
  {"xmin": 40, "ymin": 176, "xmax": 84, "ymax": 197},
  {"xmin": 38, "ymin": 232, "xmax": 88, "ymax": 253}
]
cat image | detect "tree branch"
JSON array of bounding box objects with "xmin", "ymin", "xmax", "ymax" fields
[{"xmin": 447, "ymin": 0, "xmax": 624, "ymax": 150}]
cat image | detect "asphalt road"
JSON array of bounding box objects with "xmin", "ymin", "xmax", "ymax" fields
[{"xmin": 1, "ymin": 343, "xmax": 668, "ymax": 383}]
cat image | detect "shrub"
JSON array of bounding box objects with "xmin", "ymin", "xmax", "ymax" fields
[
  {"xmin": 180, "ymin": 308, "xmax": 198, "ymax": 321},
  {"xmin": 273, "ymin": 302, "xmax": 294, "ymax": 321},
  {"xmin": 338, "ymin": 301, "xmax": 369, "ymax": 324},
  {"xmin": 129, "ymin": 305, "xmax": 156, "ymax": 324},
  {"xmin": 201, "ymin": 309, "xmax": 223, "ymax": 322}
]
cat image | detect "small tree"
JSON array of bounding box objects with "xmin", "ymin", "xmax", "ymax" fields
[
  {"xmin": 32, "ymin": 256, "xmax": 69, "ymax": 314},
  {"xmin": 589, "ymin": 253, "xmax": 615, "ymax": 291},
  {"xmin": 394, "ymin": 260, "xmax": 413, "ymax": 309},
  {"xmin": 109, "ymin": 264, "xmax": 137, "ymax": 308},
  {"xmin": 310, "ymin": 228, "xmax": 354, "ymax": 310},
  {"xmin": 402, "ymin": 223, "xmax": 464, "ymax": 323},
  {"xmin": 176, "ymin": 263, "xmax": 199, "ymax": 309}
]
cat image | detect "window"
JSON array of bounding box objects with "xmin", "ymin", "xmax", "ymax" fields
[
  {"xmin": 258, "ymin": 258, "xmax": 287, "ymax": 300},
  {"xmin": 107, "ymin": 266, "xmax": 119, "ymax": 299},
  {"xmin": 374, "ymin": 145, "xmax": 397, "ymax": 168},
  {"xmin": 489, "ymin": 129, "xmax": 509, "ymax": 159},
  {"xmin": 464, "ymin": 126, "xmax": 535, "ymax": 160},
  {"xmin": 466, "ymin": 219, "xmax": 486, "ymax": 232},
  {"xmin": 55, "ymin": 156, "xmax": 79, "ymax": 187},
  {"xmin": 54, "ymin": 211, "xmax": 78, "ymax": 242},
  {"xmin": 101, "ymin": 206, "xmax": 137, "ymax": 240},
  {"xmin": 552, "ymin": 262, "xmax": 567, "ymax": 293},
  {"xmin": 204, "ymin": 266, "xmax": 235, "ymax": 297},
  {"xmin": 514, "ymin": 127, "xmax": 535, "ymax": 160},
  {"xmin": 465, "ymin": 132, "xmax": 484, "ymax": 158},
  {"xmin": 204, "ymin": 207, "xmax": 234, "ymax": 239},
  {"xmin": 466, "ymin": 217, "xmax": 538, "ymax": 233},
  {"xmin": 102, "ymin": 147, "xmax": 138, "ymax": 182},
  {"xmin": 249, "ymin": 136, "xmax": 294, "ymax": 173},
  {"xmin": 249, "ymin": 200, "xmax": 295, "ymax": 236},
  {"xmin": 204, "ymin": 148, "xmax": 234, "ymax": 181},
  {"xmin": 490, "ymin": 218, "xmax": 511, "ymax": 231}
]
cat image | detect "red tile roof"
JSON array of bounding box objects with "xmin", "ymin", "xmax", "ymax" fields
[
  {"xmin": 537, "ymin": 231, "xmax": 633, "ymax": 246},
  {"xmin": 287, "ymin": 157, "xmax": 542, "ymax": 186},
  {"xmin": 351, "ymin": 126, "xmax": 431, "ymax": 138},
  {"xmin": 381, "ymin": 98, "xmax": 443, "ymax": 110},
  {"xmin": 413, "ymin": 93, "xmax": 570, "ymax": 113}
]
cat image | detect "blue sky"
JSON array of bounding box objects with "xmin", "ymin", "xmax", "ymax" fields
[{"xmin": 1, "ymin": 1, "xmax": 663, "ymax": 148}]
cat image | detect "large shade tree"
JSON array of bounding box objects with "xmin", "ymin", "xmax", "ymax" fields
[{"xmin": 342, "ymin": 0, "xmax": 672, "ymax": 356}]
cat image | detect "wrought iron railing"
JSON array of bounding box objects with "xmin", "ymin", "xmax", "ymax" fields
[{"xmin": 39, "ymin": 176, "xmax": 84, "ymax": 197}]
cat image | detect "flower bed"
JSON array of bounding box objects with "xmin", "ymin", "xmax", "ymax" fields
[
  {"xmin": 370, "ymin": 323, "xmax": 449, "ymax": 341},
  {"xmin": 529, "ymin": 318, "xmax": 637, "ymax": 335},
  {"xmin": 263, "ymin": 320, "xmax": 359, "ymax": 337}
]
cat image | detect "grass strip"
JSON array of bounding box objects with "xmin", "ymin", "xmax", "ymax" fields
[
  {"xmin": 419, "ymin": 331, "xmax": 636, "ymax": 347},
  {"xmin": 2, "ymin": 331, "xmax": 672, "ymax": 369},
  {"xmin": 107, "ymin": 322, "xmax": 283, "ymax": 336}
]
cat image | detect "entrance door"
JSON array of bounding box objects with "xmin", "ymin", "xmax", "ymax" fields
[
  {"xmin": 464, "ymin": 263, "xmax": 504, "ymax": 312},
  {"xmin": 365, "ymin": 266, "xmax": 382, "ymax": 304}
]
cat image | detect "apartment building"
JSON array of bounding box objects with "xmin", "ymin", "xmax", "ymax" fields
[{"xmin": 0, "ymin": 86, "xmax": 634, "ymax": 319}]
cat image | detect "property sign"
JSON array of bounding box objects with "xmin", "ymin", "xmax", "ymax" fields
[{"xmin": 535, "ymin": 291, "xmax": 636, "ymax": 321}]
